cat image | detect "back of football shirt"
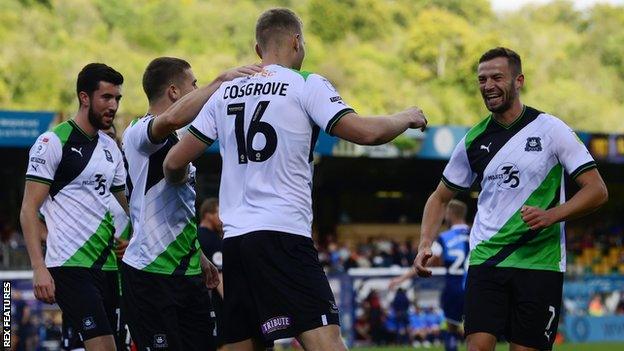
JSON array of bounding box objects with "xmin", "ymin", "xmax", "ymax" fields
[{"xmin": 190, "ymin": 65, "xmax": 354, "ymax": 238}]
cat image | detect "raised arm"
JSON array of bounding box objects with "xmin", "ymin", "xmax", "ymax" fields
[
  {"xmin": 414, "ymin": 182, "xmax": 457, "ymax": 277},
  {"xmin": 331, "ymin": 108, "xmax": 427, "ymax": 145},
  {"xmin": 149, "ymin": 64, "xmax": 263, "ymax": 142},
  {"xmin": 163, "ymin": 132, "xmax": 209, "ymax": 184},
  {"xmin": 20, "ymin": 181, "xmax": 55, "ymax": 303}
]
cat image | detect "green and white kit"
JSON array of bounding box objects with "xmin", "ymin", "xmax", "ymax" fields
[
  {"xmin": 26, "ymin": 120, "xmax": 126, "ymax": 270},
  {"xmin": 442, "ymin": 106, "xmax": 596, "ymax": 272}
]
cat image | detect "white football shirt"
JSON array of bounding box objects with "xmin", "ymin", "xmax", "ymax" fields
[
  {"xmin": 25, "ymin": 120, "xmax": 126, "ymax": 270},
  {"xmin": 189, "ymin": 64, "xmax": 355, "ymax": 238},
  {"xmin": 121, "ymin": 116, "xmax": 201, "ymax": 275},
  {"xmin": 442, "ymin": 106, "xmax": 596, "ymax": 272}
]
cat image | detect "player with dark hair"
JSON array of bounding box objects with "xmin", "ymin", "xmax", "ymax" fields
[
  {"xmin": 163, "ymin": 8, "xmax": 427, "ymax": 351},
  {"xmin": 21, "ymin": 63, "xmax": 127, "ymax": 351},
  {"xmin": 120, "ymin": 57, "xmax": 261, "ymax": 350},
  {"xmin": 414, "ymin": 47, "xmax": 608, "ymax": 351}
]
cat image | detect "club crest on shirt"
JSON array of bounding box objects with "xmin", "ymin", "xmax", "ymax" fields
[
  {"xmin": 525, "ymin": 137, "xmax": 542, "ymax": 152},
  {"xmin": 82, "ymin": 317, "xmax": 96, "ymax": 330},
  {"xmin": 261, "ymin": 316, "xmax": 291, "ymax": 335},
  {"xmin": 153, "ymin": 334, "xmax": 168, "ymax": 348},
  {"xmin": 104, "ymin": 149, "xmax": 113, "ymax": 163}
]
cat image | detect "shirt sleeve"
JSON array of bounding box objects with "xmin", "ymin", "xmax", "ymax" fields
[
  {"xmin": 301, "ymin": 74, "xmax": 355, "ymax": 135},
  {"xmin": 551, "ymin": 118, "xmax": 596, "ymax": 179},
  {"xmin": 431, "ymin": 240, "xmax": 443, "ymax": 257},
  {"xmin": 25, "ymin": 132, "xmax": 61, "ymax": 185},
  {"xmin": 441, "ymin": 137, "xmax": 476, "ymax": 191},
  {"xmin": 127, "ymin": 116, "xmax": 168, "ymax": 155},
  {"xmin": 188, "ymin": 93, "xmax": 218, "ymax": 146},
  {"xmin": 110, "ymin": 146, "xmax": 126, "ymax": 193}
]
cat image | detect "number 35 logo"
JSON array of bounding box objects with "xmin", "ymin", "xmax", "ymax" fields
[
  {"xmin": 94, "ymin": 174, "xmax": 107, "ymax": 195},
  {"xmin": 496, "ymin": 163, "xmax": 520, "ymax": 189}
]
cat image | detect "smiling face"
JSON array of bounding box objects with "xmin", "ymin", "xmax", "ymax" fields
[{"xmin": 477, "ymin": 57, "xmax": 524, "ymax": 114}]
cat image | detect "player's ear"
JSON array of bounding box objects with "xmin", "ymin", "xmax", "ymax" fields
[
  {"xmin": 293, "ymin": 34, "xmax": 300, "ymax": 51},
  {"xmin": 167, "ymin": 85, "xmax": 178, "ymax": 102},
  {"xmin": 78, "ymin": 91, "xmax": 90, "ymax": 107},
  {"xmin": 255, "ymin": 43, "xmax": 263, "ymax": 59},
  {"xmin": 515, "ymin": 73, "xmax": 525, "ymax": 90}
]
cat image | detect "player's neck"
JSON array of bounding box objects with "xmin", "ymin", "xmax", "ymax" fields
[
  {"xmin": 73, "ymin": 109, "xmax": 98, "ymax": 137},
  {"xmin": 261, "ymin": 52, "xmax": 297, "ymax": 70},
  {"xmin": 491, "ymin": 100, "xmax": 524, "ymax": 127},
  {"xmin": 148, "ymin": 98, "xmax": 172, "ymax": 117}
]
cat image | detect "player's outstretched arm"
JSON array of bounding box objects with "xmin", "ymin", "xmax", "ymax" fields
[
  {"xmin": 19, "ymin": 181, "xmax": 56, "ymax": 304},
  {"xmin": 414, "ymin": 182, "xmax": 456, "ymax": 277},
  {"xmin": 163, "ymin": 132, "xmax": 207, "ymax": 184},
  {"xmin": 521, "ymin": 169, "xmax": 608, "ymax": 230},
  {"xmin": 149, "ymin": 64, "xmax": 263, "ymax": 142},
  {"xmin": 389, "ymin": 269, "xmax": 417, "ymax": 290},
  {"xmin": 331, "ymin": 107, "xmax": 427, "ymax": 145}
]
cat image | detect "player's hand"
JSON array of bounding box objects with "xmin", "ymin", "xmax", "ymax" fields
[
  {"xmin": 401, "ymin": 107, "xmax": 427, "ymax": 132},
  {"xmin": 201, "ymin": 258, "xmax": 220, "ymax": 289},
  {"xmin": 218, "ymin": 64, "xmax": 264, "ymax": 82},
  {"xmin": 114, "ymin": 238, "xmax": 129, "ymax": 259},
  {"xmin": 389, "ymin": 277, "xmax": 403, "ymax": 290},
  {"xmin": 520, "ymin": 205, "xmax": 556, "ymax": 230},
  {"xmin": 414, "ymin": 243, "xmax": 433, "ymax": 278},
  {"xmin": 33, "ymin": 266, "xmax": 55, "ymax": 304}
]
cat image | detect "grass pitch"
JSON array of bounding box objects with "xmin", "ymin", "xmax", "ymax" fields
[{"xmin": 353, "ymin": 343, "xmax": 624, "ymax": 350}]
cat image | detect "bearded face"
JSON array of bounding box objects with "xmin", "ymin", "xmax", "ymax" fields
[
  {"xmin": 84, "ymin": 81, "xmax": 122, "ymax": 130},
  {"xmin": 478, "ymin": 57, "xmax": 523, "ymax": 114}
]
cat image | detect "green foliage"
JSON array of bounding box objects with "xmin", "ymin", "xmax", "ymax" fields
[{"xmin": 1, "ymin": 0, "xmax": 623, "ymax": 132}]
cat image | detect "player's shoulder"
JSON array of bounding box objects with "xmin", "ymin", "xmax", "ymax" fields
[
  {"xmin": 31, "ymin": 130, "xmax": 61, "ymax": 157},
  {"xmin": 47, "ymin": 120, "xmax": 76, "ymax": 146},
  {"xmin": 534, "ymin": 110, "xmax": 570, "ymax": 130},
  {"xmin": 267, "ymin": 64, "xmax": 314, "ymax": 81},
  {"xmin": 123, "ymin": 116, "xmax": 149, "ymax": 136},
  {"xmin": 36, "ymin": 130, "xmax": 60, "ymax": 144},
  {"xmin": 464, "ymin": 115, "xmax": 491, "ymax": 149},
  {"xmin": 438, "ymin": 229, "xmax": 454, "ymax": 241},
  {"xmin": 97, "ymin": 130, "xmax": 119, "ymax": 148}
]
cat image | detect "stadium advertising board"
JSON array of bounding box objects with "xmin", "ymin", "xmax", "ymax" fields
[
  {"xmin": 566, "ymin": 316, "xmax": 624, "ymax": 343},
  {"xmin": 0, "ymin": 111, "xmax": 55, "ymax": 147}
]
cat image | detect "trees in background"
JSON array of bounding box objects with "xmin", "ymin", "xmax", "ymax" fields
[{"xmin": 1, "ymin": 0, "xmax": 623, "ymax": 132}]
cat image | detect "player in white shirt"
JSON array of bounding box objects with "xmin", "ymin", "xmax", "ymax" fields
[
  {"xmin": 414, "ymin": 47, "xmax": 608, "ymax": 351},
  {"xmin": 20, "ymin": 63, "xmax": 128, "ymax": 351},
  {"xmin": 163, "ymin": 8, "xmax": 427, "ymax": 351},
  {"xmin": 120, "ymin": 57, "xmax": 261, "ymax": 351},
  {"xmin": 60, "ymin": 124, "xmax": 132, "ymax": 351}
]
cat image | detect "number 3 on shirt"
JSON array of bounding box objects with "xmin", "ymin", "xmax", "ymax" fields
[{"xmin": 227, "ymin": 101, "xmax": 277, "ymax": 164}]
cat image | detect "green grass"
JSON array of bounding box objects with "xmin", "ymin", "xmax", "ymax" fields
[{"xmin": 353, "ymin": 343, "xmax": 624, "ymax": 350}]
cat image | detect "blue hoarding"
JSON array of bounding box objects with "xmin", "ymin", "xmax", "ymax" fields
[{"xmin": 0, "ymin": 110, "xmax": 55, "ymax": 147}]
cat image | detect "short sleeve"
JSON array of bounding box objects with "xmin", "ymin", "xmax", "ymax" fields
[
  {"xmin": 25, "ymin": 132, "xmax": 61, "ymax": 185},
  {"xmin": 551, "ymin": 119, "xmax": 596, "ymax": 179},
  {"xmin": 210, "ymin": 250, "xmax": 223, "ymax": 271},
  {"xmin": 431, "ymin": 240, "xmax": 443, "ymax": 257},
  {"xmin": 111, "ymin": 146, "xmax": 126, "ymax": 192},
  {"xmin": 188, "ymin": 93, "xmax": 218, "ymax": 146},
  {"xmin": 441, "ymin": 137, "xmax": 476, "ymax": 191},
  {"xmin": 301, "ymin": 74, "xmax": 355, "ymax": 135},
  {"xmin": 125, "ymin": 116, "xmax": 168, "ymax": 155}
]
